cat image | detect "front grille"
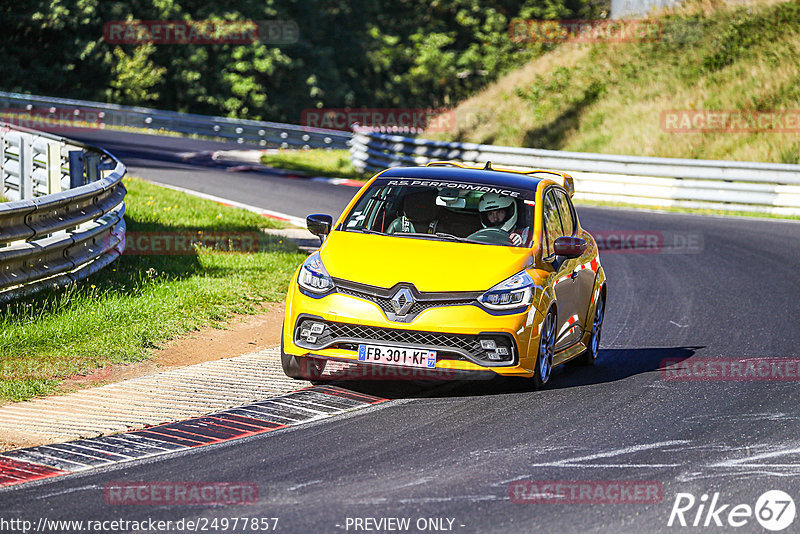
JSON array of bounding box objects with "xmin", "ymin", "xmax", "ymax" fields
[
  {"xmin": 294, "ymin": 317, "xmax": 516, "ymax": 366},
  {"xmin": 332, "ymin": 278, "xmax": 481, "ymax": 322},
  {"xmin": 337, "ymin": 286, "xmax": 395, "ymax": 314},
  {"xmin": 337, "ymin": 286, "xmax": 475, "ymax": 316},
  {"xmin": 329, "ymin": 322, "xmax": 483, "ymax": 355}
]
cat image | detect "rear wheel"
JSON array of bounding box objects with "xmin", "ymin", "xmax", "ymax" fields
[
  {"xmin": 281, "ymin": 323, "xmax": 327, "ymax": 380},
  {"xmin": 532, "ymin": 309, "xmax": 556, "ymax": 389},
  {"xmin": 576, "ymin": 292, "xmax": 605, "ymax": 366}
]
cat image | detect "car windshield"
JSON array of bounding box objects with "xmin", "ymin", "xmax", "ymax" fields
[{"xmin": 340, "ymin": 179, "xmax": 535, "ymax": 247}]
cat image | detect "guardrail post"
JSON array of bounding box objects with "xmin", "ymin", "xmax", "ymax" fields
[
  {"xmin": 85, "ymin": 154, "xmax": 99, "ymax": 183},
  {"xmin": 20, "ymin": 134, "xmax": 33, "ymax": 199},
  {"xmin": 0, "ymin": 130, "xmax": 6, "ymax": 194},
  {"xmin": 46, "ymin": 142, "xmax": 62, "ymax": 194},
  {"xmin": 69, "ymin": 150, "xmax": 84, "ymax": 188}
]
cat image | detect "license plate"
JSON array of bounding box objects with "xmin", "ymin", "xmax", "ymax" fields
[{"xmin": 357, "ymin": 344, "xmax": 437, "ymax": 368}]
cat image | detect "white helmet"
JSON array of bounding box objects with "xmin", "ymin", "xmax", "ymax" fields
[{"xmin": 479, "ymin": 193, "xmax": 517, "ymax": 232}]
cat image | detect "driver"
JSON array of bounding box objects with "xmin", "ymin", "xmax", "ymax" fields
[{"xmin": 478, "ymin": 192, "xmax": 525, "ymax": 245}]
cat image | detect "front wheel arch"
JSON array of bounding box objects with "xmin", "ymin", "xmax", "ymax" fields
[{"xmin": 532, "ymin": 306, "xmax": 557, "ymax": 389}]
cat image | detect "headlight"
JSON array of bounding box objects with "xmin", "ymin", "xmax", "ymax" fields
[
  {"xmin": 479, "ymin": 271, "xmax": 535, "ymax": 311},
  {"xmin": 298, "ymin": 252, "xmax": 334, "ymax": 294}
]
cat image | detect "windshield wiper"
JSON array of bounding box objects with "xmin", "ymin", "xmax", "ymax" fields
[
  {"xmin": 351, "ymin": 229, "xmax": 385, "ymax": 235},
  {"xmin": 394, "ymin": 232, "xmax": 483, "ymax": 244},
  {"xmin": 394, "ymin": 232, "xmax": 449, "ymax": 240},
  {"xmin": 430, "ymin": 232, "xmax": 461, "ymax": 241},
  {"xmin": 434, "ymin": 232, "xmax": 481, "ymax": 243}
]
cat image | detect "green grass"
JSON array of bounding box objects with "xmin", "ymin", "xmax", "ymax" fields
[
  {"xmin": 261, "ymin": 149, "xmax": 372, "ymax": 180},
  {"xmin": 0, "ymin": 177, "xmax": 306, "ymax": 403},
  {"xmin": 428, "ymin": 0, "xmax": 800, "ymax": 164}
]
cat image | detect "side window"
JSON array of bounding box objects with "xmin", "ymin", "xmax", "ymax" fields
[
  {"xmin": 542, "ymin": 190, "xmax": 562, "ymax": 257},
  {"xmin": 554, "ymin": 190, "xmax": 575, "ymax": 236},
  {"xmin": 518, "ymin": 201, "xmax": 536, "ymax": 247}
]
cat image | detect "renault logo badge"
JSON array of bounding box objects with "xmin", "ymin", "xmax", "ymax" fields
[{"xmin": 391, "ymin": 288, "xmax": 415, "ymax": 316}]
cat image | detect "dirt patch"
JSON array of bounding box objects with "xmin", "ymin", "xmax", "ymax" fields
[{"xmin": 55, "ymin": 303, "xmax": 286, "ymax": 395}]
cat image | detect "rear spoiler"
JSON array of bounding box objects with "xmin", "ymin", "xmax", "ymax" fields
[
  {"xmin": 425, "ymin": 161, "xmax": 575, "ymax": 198},
  {"xmin": 527, "ymin": 170, "xmax": 575, "ymax": 198}
]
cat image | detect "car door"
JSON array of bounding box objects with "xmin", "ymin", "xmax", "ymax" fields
[
  {"xmin": 542, "ymin": 188, "xmax": 582, "ymax": 349},
  {"xmin": 556, "ymin": 191, "xmax": 594, "ymax": 331}
]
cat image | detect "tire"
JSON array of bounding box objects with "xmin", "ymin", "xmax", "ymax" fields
[
  {"xmin": 532, "ymin": 309, "xmax": 556, "ymax": 389},
  {"xmin": 280, "ymin": 323, "xmax": 327, "ymax": 380},
  {"xmin": 575, "ymin": 291, "xmax": 605, "ymax": 366}
]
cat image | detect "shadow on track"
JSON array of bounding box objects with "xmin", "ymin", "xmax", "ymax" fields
[{"xmin": 315, "ymin": 345, "xmax": 703, "ymax": 400}]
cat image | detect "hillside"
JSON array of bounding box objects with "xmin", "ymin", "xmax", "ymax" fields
[{"xmin": 425, "ymin": 0, "xmax": 800, "ymax": 163}]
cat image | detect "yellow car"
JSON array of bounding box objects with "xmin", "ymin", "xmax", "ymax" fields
[{"xmin": 281, "ymin": 161, "xmax": 606, "ymax": 388}]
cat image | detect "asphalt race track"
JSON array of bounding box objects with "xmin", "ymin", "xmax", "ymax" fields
[
  {"xmin": 2, "ymin": 129, "xmax": 800, "ymax": 533},
  {"xmin": 60, "ymin": 128, "xmax": 356, "ymax": 218}
]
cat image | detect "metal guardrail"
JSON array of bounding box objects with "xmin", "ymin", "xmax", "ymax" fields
[
  {"xmin": 0, "ymin": 90, "xmax": 352, "ymax": 150},
  {"xmin": 350, "ymin": 130, "xmax": 800, "ymax": 216},
  {"xmin": 610, "ymin": 0, "xmax": 680, "ymax": 18},
  {"xmin": 0, "ymin": 122, "xmax": 126, "ymax": 302}
]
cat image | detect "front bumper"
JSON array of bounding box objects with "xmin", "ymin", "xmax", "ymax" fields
[{"xmin": 284, "ymin": 282, "xmax": 541, "ymax": 378}]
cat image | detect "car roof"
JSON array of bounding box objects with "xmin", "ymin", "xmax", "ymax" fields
[{"xmin": 378, "ymin": 166, "xmax": 545, "ymax": 192}]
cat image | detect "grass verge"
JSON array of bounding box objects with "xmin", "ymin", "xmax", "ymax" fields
[
  {"xmin": 0, "ymin": 177, "xmax": 306, "ymax": 403},
  {"xmin": 261, "ymin": 149, "xmax": 372, "ymax": 180}
]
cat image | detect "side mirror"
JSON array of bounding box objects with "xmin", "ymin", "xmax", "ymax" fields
[
  {"xmin": 553, "ymin": 236, "xmax": 587, "ymax": 259},
  {"xmin": 307, "ymin": 214, "xmax": 333, "ymax": 244}
]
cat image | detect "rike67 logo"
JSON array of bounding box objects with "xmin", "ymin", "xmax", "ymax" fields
[{"xmin": 668, "ymin": 490, "xmax": 796, "ymax": 531}]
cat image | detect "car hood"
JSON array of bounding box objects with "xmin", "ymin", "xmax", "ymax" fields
[{"xmin": 320, "ymin": 231, "xmax": 533, "ymax": 292}]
